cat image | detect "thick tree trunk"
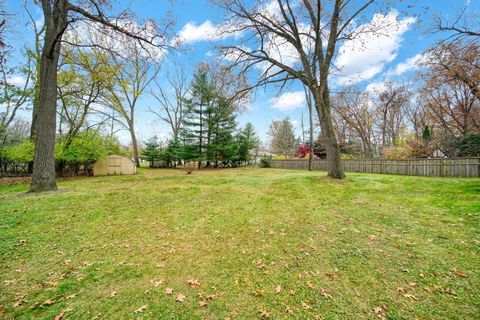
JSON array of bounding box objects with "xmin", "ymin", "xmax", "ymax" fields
[
  {"xmin": 129, "ymin": 126, "xmax": 140, "ymax": 167},
  {"xmin": 29, "ymin": 22, "xmax": 63, "ymax": 192},
  {"xmin": 314, "ymin": 89, "xmax": 344, "ymax": 179}
]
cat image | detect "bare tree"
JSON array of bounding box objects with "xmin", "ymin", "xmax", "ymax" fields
[
  {"xmin": 373, "ymin": 81, "xmax": 410, "ymax": 148},
  {"xmin": 433, "ymin": 6, "xmax": 480, "ymax": 43},
  {"xmin": 149, "ymin": 64, "xmax": 189, "ymax": 140},
  {"xmin": 30, "ymin": 0, "xmax": 170, "ymax": 191},
  {"xmin": 333, "ymin": 88, "xmax": 376, "ymax": 157},
  {"xmin": 215, "ymin": 0, "xmax": 397, "ymax": 179}
]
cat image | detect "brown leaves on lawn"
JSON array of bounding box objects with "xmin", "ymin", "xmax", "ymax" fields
[
  {"xmin": 253, "ymin": 259, "xmax": 266, "ymax": 270},
  {"xmin": 176, "ymin": 294, "xmax": 186, "ymax": 302},
  {"xmin": 199, "ymin": 300, "xmax": 208, "ymax": 307},
  {"xmin": 285, "ymin": 305, "xmax": 294, "ymax": 314},
  {"xmin": 54, "ymin": 308, "xmax": 72, "ymax": 320},
  {"xmin": 165, "ymin": 287, "xmax": 174, "ymax": 295},
  {"xmin": 134, "ymin": 305, "xmax": 148, "ymax": 314},
  {"xmin": 186, "ymin": 278, "xmax": 200, "ymax": 288},
  {"xmin": 109, "ymin": 291, "xmax": 117, "ymax": 298},
  {"xmin": 259, "ymin": 309, "xmax": 270, "ymax": 318},
  {"xmin": 64, "ymin": 293, "xmax": 78, "ymax": 300},
  {"xmin": 402, "ymin": 293, "xmax": 418, "ymax": 300},
  {"xmin": 150, "ymin": 278, "xmax": 165, "ymax": 287},
  {"xmin": 274, "ymin": 285, "xmax": 282, "ymax": 294},
  {"xmin": 452, "ymin": 270, "xmax": 467, "ymax": 278},
  {"xmin": 306, "ymin": 281, "xmax": 314, "ymax": 289},
  {"xmin": 320, "ymin": 288, "xmax": 332, "ymax": 299},
  {"xmin": 41, "ymin": 298, "xmax": 56, "ymax": 307},
  {"xmin": 325, "ymin": 268, "xmax": 340, "ymax": 278}
]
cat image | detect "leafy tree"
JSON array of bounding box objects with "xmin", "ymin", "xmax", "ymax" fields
[
  {"xmin": 4, "ymin": 140, "xmax": 35, "ymax": 163},
  {"xmin": 268, "ymin": 118, "xmax": 296, "ymax": 157},
  {"xmin": 56, "ymin": 131, "xmax": 106, "ymax": 167},
  {"xmin": 142, "ymin": 136, "xmax": 161, "ymax": 167}
]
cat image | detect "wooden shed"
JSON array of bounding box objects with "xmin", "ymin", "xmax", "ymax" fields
[{"xmin": 92, "ymin": 155, "xmax": 136, "ymax": 176}]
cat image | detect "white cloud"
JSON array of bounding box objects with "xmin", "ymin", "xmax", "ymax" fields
[
  {"xmin": 269, "ymin": 91, "xmax": 305, "ymax": 112},
  {"xmin": 8, "ymin": 75, "xmax": 27, "ymax": 87},
  {"xmin": 174, "ymin": 20, "xmax": 243, "ymax": 45},
  {"xmin": 334, "ymin": 10, "xmax": 416, "ymax": 85},
  {"xmin": 386, "ymin": 53, "xmax": 427, "ymax": 77}
]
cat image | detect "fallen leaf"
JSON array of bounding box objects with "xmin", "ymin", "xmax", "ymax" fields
[
  {"xmin": 285, "ymin": 305, "xmax": 294, "ymax": 314},
  {"xmin": 176, "ymin": 294, "xmax": 186, "ymax": 302},
  {"xmin": 402, "ymin": 268, "xmax": 409, "ymax": 273},
  {"xmin": 301, "ymin": 301, "xmax": 312, "ymax": 309},
  {"xmin": 0, "ymin": 306, "xmax": 5, "ymax": 316},
  {"xmin": 134, "ymin": 305, "xmax": 148, "ymax": 313},
  {"xmin": 54, "ymin": 308, "xmax": 72, "ymax": 320},
  {"xmin": 19, "ymin": 239, "xmax": 27, "ymax": 244},
  {"xmin": 289, "ymin": 290, "xmax": 296, "ymax": 296},
  {"xmin": 64, "ymin": 260, "xmax": 71, "ymax": 266},
  {"xmin": 151, "ymin": 278, "xmax": 165, "ymax": 287},
  {"xmin": 109, "ymin": 291, "xmax": 117, "ymax": 298},
  {"xmin": 64, "ymin": 293, "xmax": 78, "ymax": 300},
  {"xmin": 402, "ymin": 293, "xmax": 418, "ymax": 300},
  {"xmin": 419, "ymin": 273, "xmax": 425, "ymax": 278},
  {"xmin": 165, "ymin": 287, "xmax": 174, "ymax": 295},
  {"xmin": 199, "ymin": 300, "xmax": 208, "ymax": 307},
  {"xmin": 274, "ymin": 285, "xmax": 282, "ymax": 294},
  {"xmin": 374, "ymin": 306, "xmax": 383, "ymax": 314},
  {"xmin": 207, "ymin": 294, "xmax": 216, "ymax": 300},
  {"xmin": 320, "ymin": 288, "xmax": 332, "ymax": 299},
  {"xmin": 253, "ymin": 260, "xmax": 266, "ymax": 270},
  {"xmin": 186, "ymin": 279, "xmax": 200, "ymax": 288},
  {"xmin": 453, "ymin": 271, "xmax": 467, "ymax": 278},
  {"xmin": 29, "ymin": 302, "xmax": 40, "ymax": 309},
  {"xmin": 41, "ymin": 298, "xmax": 55, "ymax": 307},
  {"xmin": 395, "ymin": 286, "xmax": 406, "ymax": 293},
  {"xmin": 260, "ymin": 309, "xmax": 270, "ymax": 318},
  {"xmin": 306, "ymin": 281, "xmax": 314, "ymax": 289},
  {"xmin": 252, "ymin": 290, "xmax": 264, "ymax": 297}
]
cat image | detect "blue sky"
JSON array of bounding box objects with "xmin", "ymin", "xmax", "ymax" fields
[{"xmin": 4, "ymin": 0, "xmax": 479, "ymax": 145}]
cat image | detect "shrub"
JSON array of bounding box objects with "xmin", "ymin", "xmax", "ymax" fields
[
  {"xmin": 57, "ymin": 132, "xmax": 107, "ymax": 166},
  {"xmin": 457, "ymin": 133, "xmax": 480, "ymax": 157},
  {"xmin": 260, "ymin": 157, "xmax": 271, "ymax": 168},
  {"xmin": 3, "ymin": 140, "xmax": 34, "ymax": 162},
  {"xmin": 184, "ymin": 162, "xmax": 197, "ymax": 174}
]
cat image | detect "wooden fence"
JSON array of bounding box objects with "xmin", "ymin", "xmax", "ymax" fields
[{"xmin": 268, "ymin": 158, "xmax": 480, "ymax": 178}]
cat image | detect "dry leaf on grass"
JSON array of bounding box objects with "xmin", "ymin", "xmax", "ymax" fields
[
  {"xmin": 274, "ymin": 285, "xmax": 282, "ymax": 294},
  {"xmin": 54, "ymin": 308, "xmax": 72, "ymax": 320},
  {"xmin": 176, "ymin": 294, "xmax": 186, "ymax": 302},
  {"xmin": 306, "ymin": 281, "xmax": 314, "ymax": 289},
  {"xmin": 64, "ymin": 293, "xmax": 78, "ymax": 300},
  {"xmin": 134, "ymin": 305, "xmax": 148, "ymax": 313},
  {"xmin": 165, "ymin": 287, "xmax": 174, "ymax": 295},
  {"xmin": 109, "ymin": 291, "xmax": 117, "ymax": 298},
  {"xmin": 285, "ymin": 305, "xmax": 294, "ymax": 314},
  {"xmin": 260, "ymin": 309, "xmax": 270, "ymax": 318},
  {"xmin": 199, "ymin": 300, "xmax": 208, "ymax": 307},
  {"xmin": 150, "ymin": 278, "xmax": 165, "ymax": 287},
  {"xmin": 186, "ymin": 279, "xmax": 201, "ymax": 288},
  {"xmin": 320, "ymin": 288, "xmax": 332, "ymax": 299},
  {"xmin": 402, "ymin": 293, "xmax": 418, "ymax": 300}
]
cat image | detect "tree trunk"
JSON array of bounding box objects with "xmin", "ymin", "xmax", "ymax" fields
[
  {"xmin": 29, "ymin": 14, "xmax": 64, "ymax": 192},
  {"xmin": 314, "ymin": 88, "xmax": 344, "ymax": 179},
  {"xmin": 129, "ymin": 126, "xmax": 140, "ymax": 167}
]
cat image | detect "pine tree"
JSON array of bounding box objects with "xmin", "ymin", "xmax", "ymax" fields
[
  {"xmin": 179, "ymin": 69, "xmax": 215, "ymax": 167},
  {"xmin": 237, "ymin": 122, "xmax": 260, "ymax": 164}
]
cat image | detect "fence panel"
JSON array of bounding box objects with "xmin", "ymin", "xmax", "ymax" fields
[{"xmin": 268, "ymin": 158, "xmax": 480, "ymax": 178}]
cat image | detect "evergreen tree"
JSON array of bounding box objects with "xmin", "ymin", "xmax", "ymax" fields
[
  {"xmin": 142, "ymin": 135, "xmax": 160, "ymax": 167},
  {"xmin": 422, "ymin": 125, "xmax": 431, "ymax": 142},
  {"xmin": 179, "ymin": 69, "xmax": 216, "ymax": 167},
  {"xmin": 237, "ymin": 122, "xmax": 260, "ymax": 164}
]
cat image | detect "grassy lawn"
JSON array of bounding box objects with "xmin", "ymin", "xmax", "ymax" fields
[{"xmin": 0, "ymin": 168, "xmax": 479, "ymax": 319}]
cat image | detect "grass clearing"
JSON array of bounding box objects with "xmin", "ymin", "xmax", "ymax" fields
[{"xmin": 1, "ymin": 168, "xmax": 479, "ymax": 319}]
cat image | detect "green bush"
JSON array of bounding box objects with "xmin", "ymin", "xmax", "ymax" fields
[
  {"xmin": 3, "ymin": 140, "xmax": 35, "ymax": 162},
  {"xmin": 260, "ymin": 157, "xmax": 271, "ymax": 168},
  {"xmin": 457, "ymin": 133, "xmax": 480, "ymax": 157},
  {"xmin": 56, "ymin": 132, "xmax": 107, "ymax": 166}
]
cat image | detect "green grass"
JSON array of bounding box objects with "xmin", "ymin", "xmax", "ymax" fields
[{"xmin": 0, "ymin": 168, "xmax": 479, "ymax": 319}]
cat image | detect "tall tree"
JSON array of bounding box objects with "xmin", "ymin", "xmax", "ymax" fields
[
  {"xmin": 30, "ymin": 0, "xmax": 169, "ymax": 192},
  {"xmin": 215, "ymin": 0, "xmax": 399, "ymax": 178}
]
